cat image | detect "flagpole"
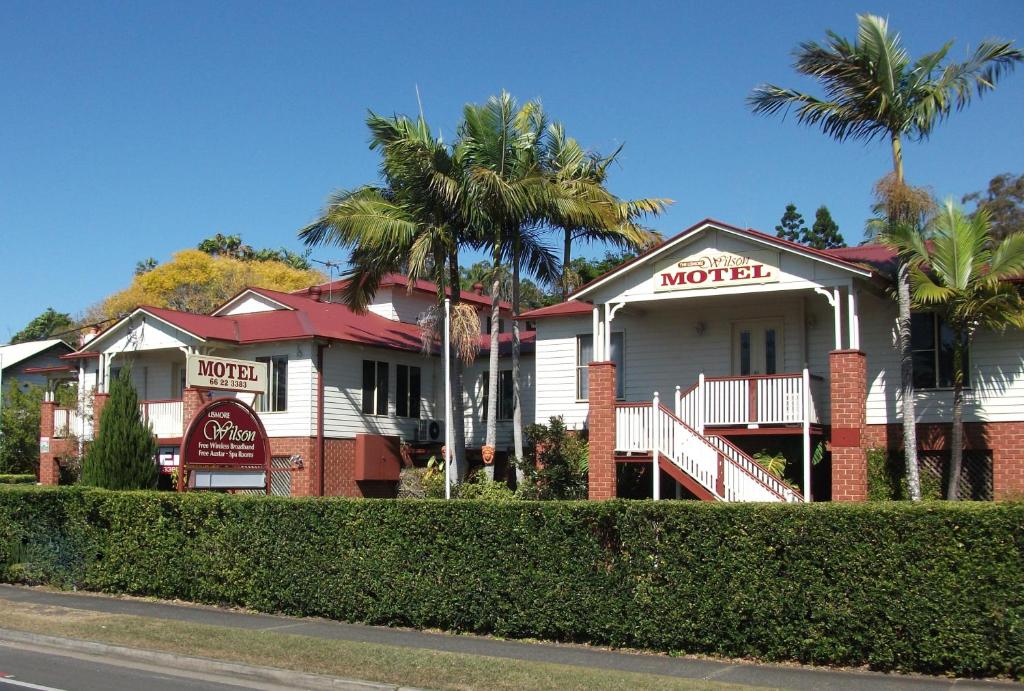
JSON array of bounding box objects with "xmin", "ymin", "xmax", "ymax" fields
[{"xmin": 443, "ymin": 297, "xmax": 452, "ymax": 500}]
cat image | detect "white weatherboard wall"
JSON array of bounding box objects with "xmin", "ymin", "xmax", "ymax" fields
[
  {"xmin": 229, "ymin": 341, "xmax": 316, "ymax": 438},
  {"xmin": 322, "ymin": 343, "xmax": 439, "ymax": 441},
  {"xmin": 534, "ymin": 292, "xmax": 839, "ymax": 430},
  {"xmin": 858, "ymin": 291, "xmax": 1024, "ymax": 425},
  {"xmin": 462, "ymin": 354, "xmax": 535, "ymax": 450}
]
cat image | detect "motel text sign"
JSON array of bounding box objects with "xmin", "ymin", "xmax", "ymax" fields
[
  {"xmin": 655, "ymin": 250, "xmax": 779, "ymax": 292},
  {"xmin": 186, "ymin": 354, "xmax": 267, "ymax": 393}
]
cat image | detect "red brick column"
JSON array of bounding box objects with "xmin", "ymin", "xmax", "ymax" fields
[
  {"xmin": 587, "ymin": 361, "xmax": 617, "ymax": 500},
  {"xmin": 182, "ymin": 388, "xmax": 208, "ymax": 429},
  {"xmin": 39, "ymin": 401, "xmax": 58, "ymax": 485},
  {"xmin": 830, "ymin": 350, "xmax": 868, "ymax": 501},
  {"xmin": 92, "ymin": 393, "xmax": 109, "ymax": 439},
  {"xmin": 988, "ymin": 423, "xmax": 1024, "ymax": 500}
]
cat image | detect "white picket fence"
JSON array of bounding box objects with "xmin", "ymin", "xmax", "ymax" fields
[
  {"xmin": 53, "ymin": 408, "xmax": 90, "ymax": 440},
  {"xmin": 140, "ymin": 400, "xmax": 184, "ymax": 438},
  {"xmin": 676, "ymin": 371, "xmax": 822, "ymax": 430}
]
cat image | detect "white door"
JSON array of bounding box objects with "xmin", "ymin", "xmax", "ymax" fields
[{"xmin": 732, "ymin": 319, "xmax": 784, "ymax": 376}]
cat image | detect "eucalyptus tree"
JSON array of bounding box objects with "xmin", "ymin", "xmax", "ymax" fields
[
  {"xmin": 896, "ymin": 201, "xmax": 1024, "ymax": 499},
  {"xmin": 299, "ymin": 113, "xmax": 476, "ymax": 478},
  {"xmin": 749, "ymin": 13, "xmax": 1022, "ymax": 499}
]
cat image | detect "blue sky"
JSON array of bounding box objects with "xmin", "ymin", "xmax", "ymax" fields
[{"xmin": 1, "ymin": 0, "xmax": 1022, "ymax": 338}]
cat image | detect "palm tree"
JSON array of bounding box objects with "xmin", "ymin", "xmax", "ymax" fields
[
  {"xmin": 749, "ymin": 13, "xmax": 1022, "ymax": 499},
  {"xmin": 299, "ymin": 112, "xmax": 477, "ymax": 479},
  {"xmin": 543, "ymin": 124, "xmax": 668, "ymax": 299},
  {"xmin": 896, "ymin": 200, "xmax": 1024, "ymax": 499}
]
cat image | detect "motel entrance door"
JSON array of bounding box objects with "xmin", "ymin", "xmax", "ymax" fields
[{"xmin": 731, "ymin": 319, "xmax": 783, "ymax": 376}]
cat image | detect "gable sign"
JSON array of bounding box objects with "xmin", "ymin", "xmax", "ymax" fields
[
  {"xmin": 655, "ymin": 249, "xmax": 778, "ymax": 292},
  {"xmin": 186, "ymin": 354, "xmax": 267, "ymax": 393}
]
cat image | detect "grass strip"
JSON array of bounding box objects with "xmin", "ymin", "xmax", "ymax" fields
[{"xmin": 0, "ymin": 600, "xmax": 754, "ymax": 690}]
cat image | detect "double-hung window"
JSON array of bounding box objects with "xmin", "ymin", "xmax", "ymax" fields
[
  {"xmin": 481, "ymin": 370, "xmax": 514, "ymax": 421},
  {"xmin": 576, "ymin": 333, "xmax": 624, "ymax": 400},
  {"xmin": 362, "ymin": 360, "xmax": 389, "ymax": 415},
  {"xmin": 256, "ymin": 356, "xmax": 288, "ymax": 412},
  {"xmin": 396, "ymin": 364, "xmax": 422, "ymax": 418},
  {"xmin": 910, "ymin": 313, "xmax": 969, "ymax": 389}
]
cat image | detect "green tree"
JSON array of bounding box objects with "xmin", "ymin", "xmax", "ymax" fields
[
  {"xmin": 775, "ymin": 203, "xmax": 807, "ymax": 243},
  {"xmin": 80, "ymin": 368, "xmax": 158, "ymax": 490},
  {"xmin": 897, "ymin": 200, "xmax": 1024, "ymax": 499},
  {"xmin": 10, "ymin": 308, "xmax": 74, "ymax": 344},
  {"xmin": 0, "ymin": 381, "xmax": 43, "ymax": 474},
  {"xmin": 300, "ymin": 112, "xmax": 476, "ymax": 478},
  {"xmin": 134, "ymin": 258, "xmax": 159, "ymax": 275},
  {"xmin": 963, "ymin": 172, "xmax": 1024, "ymax": 242},
  {"xmin": 806, "ymin": 205, "xmax": 846, "ymax": 249},
  {"xmin": 750, "ymin": 13, "xmax": 1022, "ymax": 500}
]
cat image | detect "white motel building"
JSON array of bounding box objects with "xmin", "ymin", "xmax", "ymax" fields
[{"xmin": 34, "ymin": 219, "xmax": 1024, "ymax": 501}]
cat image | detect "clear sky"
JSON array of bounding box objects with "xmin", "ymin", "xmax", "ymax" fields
[{"xmin": 1, "ymin": 0, "xmax": 1022, "ymax": 339}]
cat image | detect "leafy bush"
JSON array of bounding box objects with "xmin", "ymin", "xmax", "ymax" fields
[
  {"xmin": 867, "ymin": 448, "xmax": 942, "ymax": 500},
  {"xmin": 519, "ymin": 417, "xmax": 588, "ymax": 500},
  {"xmin": 0, "ymin": 486, "xmax": 1020, "ymax": 678},
  {"xmin": 0, "ymin": 382, "xmax": 43, "ymax": 474},
  {"xmin": 455, "ymin": 473, "xmax": 516, "ymax": 501},
  {"xmin": 0, "ymin": 474, "xmax": 36, "ymax": 484}
]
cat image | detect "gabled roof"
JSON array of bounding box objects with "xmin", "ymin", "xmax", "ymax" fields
[
  {"xmin": 311, "ymin": 273, "xmax": 513, "ymax": 311},
  {"xmin": 65, "ymin": 287, "xmax": 534, "ymax": 358},
  {"xmin": 0, "ymin": 340, "xmax": 73, "ymax": 370},
  {"xmin": 571, "ymin": 218, "xmax": 873, "ymax": 300},
  {"xmin": 210, "ymin": 288, "xmax": 296, "ymax": 316},
  {"xmin": 518, "ymin": 301, "xmax": 593, "ymax": 320}
]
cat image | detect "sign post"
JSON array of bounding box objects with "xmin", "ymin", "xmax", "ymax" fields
[{"xmin": 178, "ymin": 398, "xmax": 272, "ymax": 494}]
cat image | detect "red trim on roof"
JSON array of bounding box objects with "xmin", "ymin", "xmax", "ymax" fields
[
  {"xmin": 518, "ymin": 301, "xmax": 593, "ymax": 320},
  {"xmin": 570, "ymin": 218, "xmax": 872, "ymax": 299},
  {"xmin": 306, "ymin": 273, "xmax": 512, "ymax": 311},
  {"xmin": 23, "ymin": 365, "xmax": 76, "ymax": 374},
  {"xmin": 61, "ymin": 351, "xmax": 100, "ymax": 360}
]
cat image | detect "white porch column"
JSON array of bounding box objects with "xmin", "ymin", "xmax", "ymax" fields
[
  {"xmin": 832, "ymin": 288, "xmax": 842, "ymax": 350},
  {"xmin": 801, "ymin": 367, "xmax": 811, "ymax": 502},
  {"xmin": 592, "ymin": 305, "xmax": 601, "ymax": 361},
  {"xmin": 652, "ymin": 391, "xmax": 661, "ymax": 501},
  {"xmin": 847, "ymin": 288, "xmax": 860, "ymax": 350}
]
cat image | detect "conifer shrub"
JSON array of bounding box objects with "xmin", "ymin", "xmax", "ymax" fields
[
  {"xmin": 79, "ymin": 368, "xmax": 158, "ymax": 490},
  {"xmin": 1, "ymin": 486, "xmax": 1020, "ymax": 678}
]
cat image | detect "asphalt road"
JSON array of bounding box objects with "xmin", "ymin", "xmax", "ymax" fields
[{"xmin": 0, "ymin": 641, "xmax": 295, "ymax": 691}]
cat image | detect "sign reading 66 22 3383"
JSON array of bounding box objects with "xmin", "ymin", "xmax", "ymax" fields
[{"xmin": 186, "ymin": 354, "xmax": 268, "ymax": 394}]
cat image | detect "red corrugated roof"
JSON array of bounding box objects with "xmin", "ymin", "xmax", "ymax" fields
[
  {"xmin": 307, "ymin": 273, "xmax": 512, "ymax": 310},
  {"xmin": 518, "ymin": 301, "xmax": 593, "ymax": 320},
  {"xmin": 69, "ymin": 287, "xmax": 533, "ymax": 357}
]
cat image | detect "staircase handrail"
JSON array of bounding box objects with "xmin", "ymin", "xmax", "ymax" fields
[{"xmin": 704, "ymin": 433, "xmax": 801, "ymax": 502}]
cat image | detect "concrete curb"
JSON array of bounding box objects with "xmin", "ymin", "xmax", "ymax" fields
[{"xmin": 0, "ymin": 628, "xmax": 422, "ymax": 691}]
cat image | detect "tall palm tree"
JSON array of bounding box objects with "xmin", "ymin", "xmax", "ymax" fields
[
  {"xmin": 897, "ymin": 201, "xmax": 1024, "ymax": 499},
  {"xmin": 299, "ymin": 112, "xmax": 476, "ymax": 479},
  {"xmin": 544, "ymin": 124, "xmax": 668, "ymax": 299},
  {"xmin": 749, "ymin": 13, "xmax": 1022, "ymax": 499}
]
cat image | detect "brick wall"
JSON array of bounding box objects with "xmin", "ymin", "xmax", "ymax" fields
[
  {"xmin": 92, "ymin": 393, "xmax": 109, "ymax": 438},
  {"xmin": 587, "ymin": 361, "xmax": 617, "ymax": 500},
  {"xmin": 829, "ymin": 350, "xmax": 867, "ymax": 501},
  {"xmin": 182, "ymin": 388, "xmax": 208, "ymax": 430},
  {"xmin": 864, "ymin": 421, "xmax": 1024, "ymax": 500},
  {"xmin": 38, "ymin": 401, "xmax": 74, "ymax": 486},
  {"xmin": 267, "ymin": 436, "xmax": 397, "ymax": 498}
]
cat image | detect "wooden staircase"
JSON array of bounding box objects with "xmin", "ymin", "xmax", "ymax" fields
[{"xmin": 615, "ymin": 396, "xmax": 802, "ymax": 503}]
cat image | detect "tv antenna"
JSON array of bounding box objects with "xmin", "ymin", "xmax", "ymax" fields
[{"xmin": 311, "ymin": 258, "xmax": 345, "ymax": 303}]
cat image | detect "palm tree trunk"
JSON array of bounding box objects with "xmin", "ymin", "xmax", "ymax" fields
[
  {"xmin": 896, "ymin": 260, "xmax": 922, "ymax": 500},
  {"xmin": 448, "ymin": 249, "xmax": 468, "ymax": 481},
  {"xmin": 485, "ymin": 250, "xmax": 500, "ymax": 455},
  {"xmin": 890, "ymin": 131, "xmax": 921, "ymax": 500},
  {"xmin": 562, "ymin": 228, "xmax": 572, "ymax": 300},
  {"xmin": 511, "ymin": 241, "xmax": 525, "ymax": 481},
  {"xmin": 947, "ymin": 335, "xmax": 965, "ymax": 500}
]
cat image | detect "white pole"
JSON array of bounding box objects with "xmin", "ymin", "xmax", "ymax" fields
[
  {"xmin": 652, "ymin": 391, "xmax": 660, "ymax": 501},
  {"xmin": 832, "ymin": 288, "xmax": 842, "ymax": 351},
  {"xmin": 444, "ymin": 298, "xmax": 452, "ymax": 500},
  {"xmin": 802, "ymin": 367, "xmax": 811, "ymax": 502},
  {"xmin": 674, "ymin": 385, "xmax": 681, "ymax": 418},
  {"xmin": 847, "ymin": 288, "xmax": 860, "ymax": 350},
  {"xmin": 697, "ymin": 373, "xmax": 706, "ymax": 435}
]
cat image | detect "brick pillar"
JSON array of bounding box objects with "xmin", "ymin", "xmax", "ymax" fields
[
  {"xmin": 92, "ymin": 392, "xmax": 109, "ymax": 439},
  {"xmin": 830, "ymin": 350, "xmax": 867, "ymax": 501},
  {"xmin": 992, "ymin": 423, "xmax": 1024, "ymax": 500},
  {"xmin": 39, "ymin": 400, "xmax": 58, "ymax": 485},
  {"xmin": 587, "ymin": 361, "xmax": 617, "ymax": 500},
  {"xmin": 182, "ymin": 388, "xmax": 208, "ymax": 430}
]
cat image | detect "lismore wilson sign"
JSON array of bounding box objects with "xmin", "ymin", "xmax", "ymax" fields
[
  {"xmin": 186, "ymin": 354, "xmax": 267, "ymax": 393},
  {"xmin": 654, "ymin": 249, "xmax": 779, "ymax": 292},
  {"xmin": 179, "ymin": 398, "xmax": 271, "ymax": 491}
]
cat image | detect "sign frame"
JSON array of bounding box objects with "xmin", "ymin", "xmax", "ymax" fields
[
  {"xmin": 654, "ymin": 249, "xmax": 779, "ymax": 293},
  {"xmin": 178, "ymin": 398, "xmax": 272, "ymax": 494},
  {"xmin": 186, "ymin": 354, "xmax": 268, "ymax": 394}
]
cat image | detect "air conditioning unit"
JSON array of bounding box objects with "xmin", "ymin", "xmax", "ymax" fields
[{"xmin": 416, "ymin": 419, "xmax": 445, "ymax": 443}]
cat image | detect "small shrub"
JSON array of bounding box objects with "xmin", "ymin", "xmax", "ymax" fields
[
  {"xmin": 455, "ymin": 472, "xmax": 515, "ymax": 501},
  {"xmin": 0, "ymin": 474, "xmax": 36, "ymax": 485},
  {"xmin": 519, "ymin": 417, "xmax": 588, "ymax": 500},
  {"xmin": 868, "ymin": 448, "xmax": 942, "ymax": 500}
]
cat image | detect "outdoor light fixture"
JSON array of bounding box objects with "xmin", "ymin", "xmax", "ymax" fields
[
  {"xmin": 290, "ymin": 455, "xmax": 303, "ymax": 469},
  {"xmin": 694, "ymin": 321, "xmax": 707, "ymax": 336}
]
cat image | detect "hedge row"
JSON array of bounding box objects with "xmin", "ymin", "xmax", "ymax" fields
[
  {"xmin": 0, "ymin": 474, "xmax": 36, "ymax": 485},
  {"xmin": 0, "ymin": 486, "xmax": 1021, "ymax": 678}
]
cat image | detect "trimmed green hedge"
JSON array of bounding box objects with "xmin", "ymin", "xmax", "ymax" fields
[
  {"xmin": 0, "ymin": 487, "xmax": 1021, "ymax": 678},
  {"xmin": 0, "ymin": 474, "xmax": 36, "ymax": 485}
]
